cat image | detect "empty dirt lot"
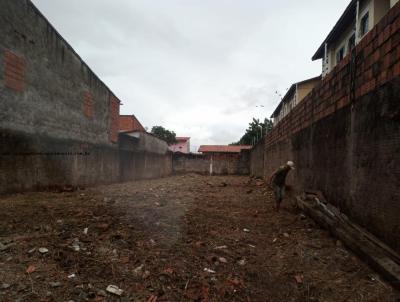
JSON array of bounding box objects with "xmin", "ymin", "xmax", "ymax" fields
[{"xmin": 0, "ymin": 174, "xmax": 399, "ymax": 302}]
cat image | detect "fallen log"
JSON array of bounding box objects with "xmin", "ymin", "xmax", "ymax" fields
[{"xmin": 296, "ymin": 193, "xmax": 400, "ymax": 290}]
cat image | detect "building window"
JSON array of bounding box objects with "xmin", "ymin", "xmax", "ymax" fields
[
  {"xmin": 336, "ymin": 47, "xmax": 345, "ymax": 64},
  {"xmin": 348, "ymin": 34, "xmax": 356, "ymax": 52},
  {"xmin": 360, "ymin": 12, "xmax": 369, "ymax": 37}
]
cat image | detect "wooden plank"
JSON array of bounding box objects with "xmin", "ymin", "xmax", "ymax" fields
[{"xmin": 296, "ymin": 195, "xmax": 400, "ymax": 290}]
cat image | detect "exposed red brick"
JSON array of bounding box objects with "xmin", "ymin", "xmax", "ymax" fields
[
  {"xmin": 83, "ymin": 91, "xmax": 94, "ymax": 118},
  {"xmin": 109, "ymin": 95, "xmax": 120, "ymax": 143},
  {"xmin": 4, "ymin": 50, "xmax": 26, "ymax": 91}
]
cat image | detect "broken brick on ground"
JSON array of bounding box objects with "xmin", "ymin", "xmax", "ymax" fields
[{"xmin": 0, "ymin": 175, "xmax": 398, "ymax": 301}]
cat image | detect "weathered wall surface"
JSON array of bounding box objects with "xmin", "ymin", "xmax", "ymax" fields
[
  {"xmin": 0, "ymin": 130, "xmax": 120, "ymax": 193},
  {"xmin": 118, "ymin": 133, "xmax": 172, "ymax": 181},
  {"xmin": 0, "ymin": 0, "xmax": 120, "ymax": 145},
  {"xmin": 173, "ymin": 152, "xmax": 250, "ymax": 175},
  {"xmin": 258, "ymin": 4, "xmax": 400, "ymax": 252},
  {"xmin": 0, "ymin": 0, "xmax": 123, "ymax": 193},
  {"xmin": 249, "ymin": 138, "xmax": 264, "ymax": 178}
]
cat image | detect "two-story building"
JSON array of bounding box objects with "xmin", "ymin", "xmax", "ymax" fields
[
  {"xmin": 313, "ymin": 0, "xmax": 399, "ymax": 77},
  {"xmin": 169, "ymin": 137, "xmax": 191, "ymax": 154},
  {"xmin": 271, "ymin": 76, "xmax": 321, "ymax": 126}
]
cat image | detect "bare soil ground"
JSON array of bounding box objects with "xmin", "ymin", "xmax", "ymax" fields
[{"xmin": 0, "ymin": 174, "xmax": 399, "ymax": 302}]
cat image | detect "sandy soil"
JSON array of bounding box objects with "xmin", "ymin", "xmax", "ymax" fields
[{"xmin": 0, "ymin": 174, "xmax": 398, "ymax": 301}]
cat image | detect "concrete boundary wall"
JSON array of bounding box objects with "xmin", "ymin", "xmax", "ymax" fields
[
  {"xmin": 252, "ymin": 3, "xmax": 400, "ymax": 253},
  {"xmin": 249, "ymin": 138, "xmax": 265, "ymax": 178},
  {"xmin": 173, "ymin": 152, "xmax": 250, "ymax": 175},
  {"xmin": 0, "ymin": 1, "xmax": 173, "ymax": 193}
]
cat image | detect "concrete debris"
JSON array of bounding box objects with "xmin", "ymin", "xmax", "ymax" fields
[
  {"xmin": 71, "ymin": 241, "xmax": 80, "ymax": 252},
  {"xmin": 204, "ymin": 268, "xmax": 216, "ymax": 274},
  {"xmin": 143, "ymin": 270, "xmax": 151, "ymax": 279},
  {"xmin": 238, "ymin": 259, "xmax": 246, "ymax": 266},
  {"xmin": 133, "ymin": 264, "xmax": 144, "ymax": 276},
  {"xmin": 1, "ymin": 283, "xmax": 11, "ymax": 290},
  {"xmin": 0, "ymin": 242, "xmax": 15, "ymax": 252},
  {"xmin": 38, "ymin": 247, "xmax": 49, "ymax": 254},
  {"xmin": 49, "ymin": 281, "xmax": 61, "ymax": 288},
  {"xmin": 106, "ymin": 285, "xmax": 124, "ymax": 296}
]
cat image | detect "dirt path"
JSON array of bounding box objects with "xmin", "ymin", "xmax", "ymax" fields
[{"xmin": 0, "ymin": 174, "xmax": 398, "ymax": 301}]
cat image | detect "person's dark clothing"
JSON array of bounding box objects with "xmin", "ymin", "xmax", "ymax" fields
[{"xmin": 272, "ymin": 165, "xmax": 291, "ymax": 187}]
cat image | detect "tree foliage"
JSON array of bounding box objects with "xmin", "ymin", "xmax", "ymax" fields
[
  {"xmin": 231, "ymin": 118, "xmax": 273, "ymax": 145},
  {"xmin": 151, "ymin": 126, "xmax": 177, "ymax": 145}
]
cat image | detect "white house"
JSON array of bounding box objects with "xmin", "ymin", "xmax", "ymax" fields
[
  {"xmin": 271, "ymin": 76, "xmax": 321, "ymax": 126},
  {"xmin": 313, "ymin": 0, "xmax": 399, "ymax": 77}
]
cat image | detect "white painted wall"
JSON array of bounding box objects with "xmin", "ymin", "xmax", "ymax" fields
[{"xmin": 322, "ymin": 0, "xmax": 392, "ymax": 77}]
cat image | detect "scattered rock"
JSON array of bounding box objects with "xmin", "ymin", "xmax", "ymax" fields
[
  {"xmin": 218, "ymin": 257, "xmax": 228, "ymax": 263},
  {"xmin": 143, "ymin": 270, "xmax": 151, "ymax": 279},
  {"xmin": 243, "ymin": 229, "xmax": 250, "ymax": 233},
  {"xmin": 49, "ymin": 282, "xmax": 61, "ymax": 288},
  {"xmin": 238, "ymin": 259, "xmax": 246, "ymax": 266},
  {"xmin": 215, "ymin": 245, "xmax": 228, "ymax": 250},
  {"xmin": 1, "ymin": 283, "xmax": 11, "ymax": 290},
  {"xmin": 294, "ymin": 274, "xmax": 304, "ymax": 284},
  {"xmin": 283, "ymin": 233, "xmax": 290, "ymax": 238},
  {"xmin": 97, "ymin": 289, "xmax": 107, "ymax": 297},
  {"xmin": 26, "ymin": 265, "xmax": 36, "ymax": 274},
  {"xmin": 0, "ymin": 242, "xmax": 15, "ymax": 252},
  {"xmin": 28, "ymin": 248, "xmax": 36, "ymax": 254},
  {"xmin": 38, "ymin": 247, "xmax": 49, "ymax": 254},
  {"xmin": 133, "ymin": 264, "xmax": 144, "ymax": 276},
  {"xmin": 299, "ymin": 214, "xmax": 307, "ymax": 220},
  {"xmin": 204, "ymin": 268, "xmax": 216, "ymax": 273},
  {"xmin": 83, "ymin": 227, "xmax": 88, "ymax": 235},
  {"xmin": 106, "ymin": 285, "xmax": 123, "ymax": 296},
  {"xmin": 68, "ymin": 273, "xmax": 76, "ymax": 279}
]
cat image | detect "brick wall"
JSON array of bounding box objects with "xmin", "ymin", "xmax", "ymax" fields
[
  {"xmin": 249, "ymin": 138, "xmax": 264, "ymax": 178},
  {"xmin": 0, "ymin": 0, "xmax": 123, "ymax": 192},
  {"xmin": 0, "ymin": 0, "xmax": 120, "ymax": 146},
  {"xmin": 119, "ymin": 115, "xmax": 146, "ymax": 132},
  {"xmin": 257, "ymin": 3, "xmax": 400, "ymax": 252}
]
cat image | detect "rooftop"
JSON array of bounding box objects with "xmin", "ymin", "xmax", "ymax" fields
[
  {"xmin": 271, "ymin": 76, "xmax": 321, "ymax": 118},
  {"xmin": 312, "ymin": 0, "xmax": 358, "ymax": 60}
]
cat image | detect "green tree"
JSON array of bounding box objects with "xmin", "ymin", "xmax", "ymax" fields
[
  {"xmin": 151, "ymin": 126, "xmax": 177, "ymax": 145},
  {"xmin": 231, "ymin": 118, "xmax": 273, "ymax": 145}
]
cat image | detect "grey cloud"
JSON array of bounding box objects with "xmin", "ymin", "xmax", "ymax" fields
[{"xmin": 32, "ymin": 0, "xmax": 350, "ymax": 150}]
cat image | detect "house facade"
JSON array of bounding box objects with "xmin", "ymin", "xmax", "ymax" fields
[
  {"xmin": 169, "ymin": 137, "xmax": 191, "ymax": 153},
  {"xmin": 313, "ymin": 0, "xmax": 399, "ymax": 77},
  {"xmin": 271, "ymin": 76, "xmax": 321, "ymax": 126}
]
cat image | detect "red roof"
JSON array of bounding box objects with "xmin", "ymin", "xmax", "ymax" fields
[
  {"xmin": 198, "ymin": 145, "xmax": 252, "ymax": 153},
  {"xmin": 176, "ymin": 137, "xmax": 190, "ymax": 141}
]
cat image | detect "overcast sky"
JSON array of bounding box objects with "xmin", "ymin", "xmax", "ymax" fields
[{"xmin": 32, "ymin": 0, "xmax": 349, "ymax": 151}]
